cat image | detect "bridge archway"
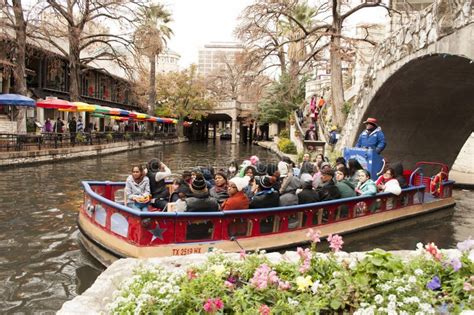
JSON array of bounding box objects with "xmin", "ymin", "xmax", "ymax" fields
[{"xmin": 355, "ymin": 54, "xmax": 474, "ymax": 168}]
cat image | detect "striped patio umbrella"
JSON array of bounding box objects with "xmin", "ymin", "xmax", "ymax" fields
[
  {"xmin": 36, "ymin": 97, "xmax": 73, "ymax": 109},
  {"xmin": 72, "ymin": 102, "xmax": 95, "ymax": 112}
]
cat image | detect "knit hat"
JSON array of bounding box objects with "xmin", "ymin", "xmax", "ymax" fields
[
  {"xmin": 229, "ymin": 177, "xmax": 248, "ymax": 192},
  {"xmin": 258, "ymin": 175, "xmax": 274, "ymax": 189},
  {"xmin": 191, "ymin": 175, "xmax": 207, "ymax": 191},
  {"xmin": 278, "ymin": 161, "xmax": 289, "ymax": 177},
  {"xmin": 148, "ymin": 158, "xmax": 161, "ymax": 173},
  {"xmin": 300, "ymin": 173, "xmax": 313, "ymax": 183},
  {"xmin": 320, "ymin": 162, "xmax": 331, "ymax": 170},
  {"xmin": 250, "ymin": 155, "xmax": 259, "ymax": 165},
  {"xmin": 255, "ymin": 163, "xmax": 267, "ymax": 176}
]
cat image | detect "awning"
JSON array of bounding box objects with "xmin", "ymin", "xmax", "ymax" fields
[{"xmin": 0, "ymin": 94, "xmax": 36, "ymax": 107}]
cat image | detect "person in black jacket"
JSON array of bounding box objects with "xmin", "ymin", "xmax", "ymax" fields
[
  {"xmin": 147, "ymin": 158, "xmax": 171, "ymax": 209},
  {"xmin": 315, "ymin": 168, "xmax": 341, "ymax": 201},
  {"xmin": 186, "ymin": 174, "xmax": 219, "ymax": 212},
  {"xmin": 298, "ymin": 180, "xmax": 319, "ymax": 204},
  {"xmin": 249, "ymin": 176, "xmax": 280, "ymax": 209},
  {"xmin": 392, "ymin": 162, "xmax": 408, "ymax": 188}
]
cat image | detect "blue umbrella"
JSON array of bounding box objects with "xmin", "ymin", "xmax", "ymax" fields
[{"xmin": 0, "ymin": 94, "xmax": 36, "ymax": 107}]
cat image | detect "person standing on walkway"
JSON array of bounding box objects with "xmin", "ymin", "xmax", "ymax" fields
[
  {"xmin": 53, "ymin": 117, "xmax": 64, "ymax": 142},
  {"xmin": 43, "ymin": 118, "xmax": 52, "ymax": 133},
  {"xmin": 68, "ymin": 116, "xmax": 77, "ymax": 145},
  {"xmin": 356, "ymin": 117, "xmax": 386, "ymax": 154},
  {"xmin": 76, "ymin": 116, "xmax": 84, "ymax": 134}
]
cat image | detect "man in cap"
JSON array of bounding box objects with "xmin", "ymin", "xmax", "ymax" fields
[{"xmin": 356, "ymin": 117, "xmax": 386, "ymax": 154}]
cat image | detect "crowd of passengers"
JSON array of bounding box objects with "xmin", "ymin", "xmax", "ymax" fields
[{"xmin": 124, "ymin": 154, "xmax": 409, "ymax": 212}]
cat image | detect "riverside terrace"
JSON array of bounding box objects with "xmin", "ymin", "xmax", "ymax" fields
[{"xmin": 0, "ymin": 129, "xmax": 177, "ymax": 152}]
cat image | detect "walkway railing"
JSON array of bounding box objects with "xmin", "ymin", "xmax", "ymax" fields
[{"xmin": 0, "ymin": 131, "xmax": 177, "ymax": 152}]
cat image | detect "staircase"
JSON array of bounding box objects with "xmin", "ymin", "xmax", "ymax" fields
[{"xmin": 0, "ymin": 115, "xmax": 17, "ymax": 134}]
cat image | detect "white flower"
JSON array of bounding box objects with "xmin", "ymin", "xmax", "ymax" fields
[
  {"xmin": 349, "ymin": 260, "xmax": 357, "ymax": 270},
  {"xmin": 414, "ymin": 268, "xmax": 423, "ymax": 276},
  {"xmin": 332, "ymin": 271, "xmax": 341, "ymax": 278},
  {"xmin": 311, "ymin": 280, "xmax": 321, "ymax": 294},
  {"xmin": 396, "ymin": 286, "xmax": 406, "ymax": 293},
  {"xmin": 416, "ymin": 242, "xmax": 424, "ymax": 250},
  {"xmin": 210, "ymin": 264, "xmax": 226, "ymax": 276},
  {"xmin": 387, "ymin": 301, "xmax": 396, "ymax": 311},
  {"xmin": 380, "ymin": 283, "xmax": 391, "ymax": 292},
  {"xmin": 388, "ymin": 294, "xmax": 397, "ymax": 302},
  {"xmin": 469, "ymin": 249, "xmax": 474, "ymax": 262},
  {"xmin": 374, "ymin": 294, "xmax": 384, "ymax": 305},
  {"xmin": 408, "ymin": 276, "xmax": 417, "ymax": 283},
  {"xmin": 288, "ymin": 297, "xmax": 299, "ymax": 306}
]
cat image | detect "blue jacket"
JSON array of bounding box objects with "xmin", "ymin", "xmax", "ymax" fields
[
  {"xmin": 356, "ymin": 127, "xmax": 386, "ymax": 153},
  {"xmin": 357, "ymin": 179, "xmax": 377, "ymax": 196}
]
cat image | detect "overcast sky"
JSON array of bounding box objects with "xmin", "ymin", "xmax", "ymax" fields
[{"xmin": 163, "ymin": 0, "xmax": 254, "ymax": 68}]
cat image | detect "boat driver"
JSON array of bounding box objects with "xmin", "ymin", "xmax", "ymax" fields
[{"xmin": 356, "ymin": 117, "xmax": 386, "ymax": 154}]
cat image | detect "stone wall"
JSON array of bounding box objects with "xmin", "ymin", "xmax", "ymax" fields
[{"xmin": 0, "ymin": 138, "xmax": 184, "ymax": 168}]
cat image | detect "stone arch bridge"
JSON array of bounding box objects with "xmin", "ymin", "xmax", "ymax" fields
[{"xmin": 337, "ymin": 0, "xmax": 474, "ymax": 169}]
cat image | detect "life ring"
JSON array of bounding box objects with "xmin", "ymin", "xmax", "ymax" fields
[{"xmin": 430, "ymin": 172, "xmax": 447, "ymax": 196}]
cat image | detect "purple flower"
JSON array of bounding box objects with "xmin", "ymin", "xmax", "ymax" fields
[
  {"xmin": 456, "ymin": 238, "xmax": 474, "ymax": 252},
  {"xmin": 427, "ymin": 276, "xmax": 441, "ymax": 290},
  {"xmin": 450, "ymin": 257, "xmax": 462, "ymax": 271}
]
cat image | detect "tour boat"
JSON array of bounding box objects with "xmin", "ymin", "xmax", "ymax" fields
[{"xmin": 77, "ymin": 161, "xmax": 455, "ymax": 266}]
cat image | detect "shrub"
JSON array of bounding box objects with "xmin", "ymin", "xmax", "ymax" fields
[
  {"xmin": 75, "ymin": 132, "xmax": 85, "ymax": 143},
  {"xmin": 279, "ymin": 128, "xmax": 290, "ymax": 139},
  {"xmin": 105, "ymin": 132, "xmax": 113, "ymax": 142},
  {"xmin": 278, "ymin": 138, "xmax": 297, "ymax": 154}
]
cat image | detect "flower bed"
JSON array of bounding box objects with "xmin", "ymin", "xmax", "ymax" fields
[{"xmin": 107, "ymin": 232, "xmax": 474, "ymax": 314}]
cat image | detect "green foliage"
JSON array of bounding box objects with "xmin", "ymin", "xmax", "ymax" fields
[
  {"xmin": 343, "ymin": 101, "xmax": 352, "ymax": 116},
  {"xmin": 105, "ymin": 132, "xmax": 113, "ymax": 142},
  {"xmin": 258, "ymin": 73, "xmax": 308, "ymax": 124},
  {"xmin": 278, "ymin": 138, "xmax": 297, "ymax": 154},
  {"xmin": 155, "ymin": 65, "xmax": 216, "ymax": 121},
  {"xmin": 278, "ymin": 128, "xmax": 290, "ymax": 139},
  {"xmin": 75, "ymin": 132, "xmax": 85, "ymax": 143}
]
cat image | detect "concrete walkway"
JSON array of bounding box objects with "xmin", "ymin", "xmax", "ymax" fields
[
  {"xmin": 0, "ymin": 138, "xmax": 185, "ymax": 168},
  {"xmin": 256, "ymin": 140, "xmax": 298, "ymax": 164}
]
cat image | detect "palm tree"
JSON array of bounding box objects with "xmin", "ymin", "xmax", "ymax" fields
[{"xmin": 134, "ymin": 4, "xmax": 173, "ymax": 114}]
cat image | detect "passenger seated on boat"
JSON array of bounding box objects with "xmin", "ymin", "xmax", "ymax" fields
[
  {"xmin": 169, "ymin": 178, "xmax": 193, "ymax": 202},
  {"xmin": 209, "ymin": 172, "xmax": 229, "ymax": 204},
  {"xmin": 266, "ymin": 163, "xmax": 281, "ymax": 191},
  {"xmin": 347, "ymin": 158, "xmax": 364, "ymax": 187},
  {"xmin": 392, "ymin": 162, "xmax": 408, "ymax": 188},
  {"xmin": 335, "ymin": 170, "xmax": 356, "ymax": 198},
  {"xmin": 335, "ymin": 157, "xmax": 347, "ymax": 170},
  {"xmin": 299, "ymin": 155, "xmax": 314, "ymax": 178},
  {"xmin": 279, "ymin": 162, "xmax": 301, "ymax": 206},
  {"xmin": 249, "ymin": 176, "xmax": 280, "ymax": 209},
  {"xmin": 298, "ymin": 179, "xmax": 319, "ymax": 204},
  {"xmin": 221, "ymin": 177, "xmax": 250, "ymax": 211},
  {"xmin": 191, "ymin": 167, "xmax": 213, "ymax": 189},
  {"xmin": 315, "ymin": 168, "xmax": 341, "ymax": 201},
  {"xmin": 375, "ymin": 168, "xmax": 402, "ymax": 196},
  {"xmin": 125, "ymin": 165, "xmax": 151, "ymax": 211},
  {"xmin": 146, "ymin": 159, "xmax": 171, "ymax": 210},
  {"xmin": 185, "ymin": 174, "xmax": 219, "ymax": 212},
  {"xmin": 355, "ymin": 169, "xmax": 377, "ymax": 196},
  {"xmin": 313, "ymin": 162, "xmax": 331, "ymax": 189}
]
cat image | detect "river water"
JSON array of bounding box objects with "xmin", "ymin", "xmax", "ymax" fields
[{"xmin": 0, "ymin": 140, "xmax": 472, "ymax": 313}]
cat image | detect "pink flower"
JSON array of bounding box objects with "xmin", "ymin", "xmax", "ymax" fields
[
  {"xmin": 306, "ymin": 228, "xmax": 321, "ymax": 243},
  {"xmin": 297, "ymin": 247, "xmax": 313, "ymax": 273},
  {"xmin": 240, "ymin": 250, "xmax": 247, "ymax": 260},
  {"xmin": 278, "ymin": 280, "xmax": 291, "ymax": 290},
  {"xmin": 259, "ymin": 304, "xmax": 271, "ymax": 315},
  {"xmin": 224, "ymin": 280, "xmax": 235, "ymax": 289},
  {"xmin": 463, "ymin": 282, "xmax": 473, "ymax": 291},
  {"xmin": 250, "ymin": 264, "xmax": 280, "ymax": 290},
  {"xmin": 187, "ymin": 268, "xmax": 197, "ymax": 280},
  {"xmin": 328, "ymin": 234, "xmax": 344, "ymax": 252},
  {"xmin": 203, "ymin": 298, "xmax": 224, "ymax": 313},
  {"xmin": 425, "ymin": 242, "xmax": 442, "ymax": 260}
]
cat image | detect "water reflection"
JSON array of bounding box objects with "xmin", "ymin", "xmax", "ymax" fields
[{"xmin": 0, "ymin": 140, "xmax": 472, "ymax": 313}]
